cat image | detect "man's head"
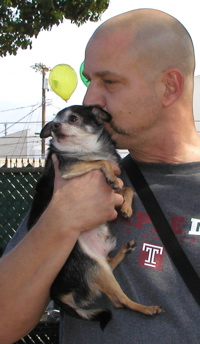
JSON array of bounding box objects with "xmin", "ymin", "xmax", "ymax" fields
[{"xmin": 83, "ymin": 9, "xmax": 196, "ymax": 154}]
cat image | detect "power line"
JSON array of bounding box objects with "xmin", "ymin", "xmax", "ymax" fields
[
  {"xmin": 0, "ymin": 104, "xmax": 39, "ymax": 112},
  {"xmin": 0, "ymin": 104, "xmax": 42, "ymax": 135},
  {"xmin": 0, "ymin": 136, "xmax": 39, "ymax": 139},
  {"xmin": 0, "ymin": 121, "xmax": 42, "ymax": 124}
]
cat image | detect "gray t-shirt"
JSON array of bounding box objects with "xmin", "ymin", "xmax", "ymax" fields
[{"xmin": 5, "ymin": 158, "xmax": 200, "ymax": 343}]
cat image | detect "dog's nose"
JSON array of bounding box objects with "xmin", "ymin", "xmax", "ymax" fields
[{"xmin": 51, "ymin": 122, "xmax": 60, "ymax": 131}]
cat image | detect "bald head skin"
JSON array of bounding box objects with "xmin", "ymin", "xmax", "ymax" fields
[
  {"xmin": 89, "ymin": 9, "xmax": 195, "ymax": 79},
  {"xmin": 83, "ymin": 9, "xmax": 200, "ymax": 163}
]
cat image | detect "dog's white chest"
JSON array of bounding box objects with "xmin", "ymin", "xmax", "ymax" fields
[{"xmin": 78, "ymin": 225, "xmax": 116, "ymax": 258}]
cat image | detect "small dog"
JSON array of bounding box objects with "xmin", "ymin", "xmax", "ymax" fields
[{"xmin": 27, "ymin": 105, "xmax": 162, "ymax": 329}]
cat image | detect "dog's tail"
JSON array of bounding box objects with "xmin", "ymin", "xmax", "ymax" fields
[
  {"xmin": 54, "ymin": 298, "xmax": 112, "ymax": 330},
  {"xmin": 94, "ymin": 310, "xmax": 112, "ymax": 330}
]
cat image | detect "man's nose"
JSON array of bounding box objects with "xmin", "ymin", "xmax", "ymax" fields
[{"xmin": 83, "ymin": 84, "xmax": 106, "ymax": 108}]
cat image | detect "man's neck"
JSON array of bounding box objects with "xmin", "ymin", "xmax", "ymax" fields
[{"xmin": 129, "ymin": 134, "xmax": 200, "ymax": 164}]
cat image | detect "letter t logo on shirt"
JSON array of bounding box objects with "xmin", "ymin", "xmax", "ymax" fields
[{"xmin": 139, "ymin": 242, "xmax": 164, "ymax": 270}]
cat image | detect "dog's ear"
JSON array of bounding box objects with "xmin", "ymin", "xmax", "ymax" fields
[
  {"xmin": 91, "ymin": 107, "xmax": 112, "ymax": 124},
  {"xmin": 40, "ymin": 122, "xmax": 52, "ymax": 138}
]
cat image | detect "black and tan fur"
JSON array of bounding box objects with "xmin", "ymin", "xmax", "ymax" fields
[{"xmin": 27, "ymin": 105, "xmax": 162, "ymax": 329}]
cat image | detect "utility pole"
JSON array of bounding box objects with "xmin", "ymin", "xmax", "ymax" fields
[
  {"xmin": 31, "ymin": 63, "xmax": 50, "ymax": 157},
  {"xmin": 4, "ymin": 123, "xmax": 7, "ymax": 136}
]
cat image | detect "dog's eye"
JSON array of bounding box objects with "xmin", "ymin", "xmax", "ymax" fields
[{"xmin": 68, "ymin": 115, "xmax": 79, "ymax": 124}]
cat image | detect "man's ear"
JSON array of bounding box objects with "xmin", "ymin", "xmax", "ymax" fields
[{"xmin": 162, "ymin": 69, "xmax": 184, "ymax": 107}]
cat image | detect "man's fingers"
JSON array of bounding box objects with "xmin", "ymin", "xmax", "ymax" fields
[
  {"xmin": 117, "ymin": 177, "xmax": 124, "ymax": 189},
  {"xmin": 51, "ymin": 154, "xmax": 67, "ymax": 193},
  {"xmin": 52, "ymin": 154, "xmax": 59, "ymax": 175},
  {"xmin": 115, "ymin": 192, "xmax": 124, "ymax": 207}
]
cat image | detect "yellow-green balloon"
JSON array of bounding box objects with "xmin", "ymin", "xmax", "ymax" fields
[{"xmin": 49, "ymin": 64, "xmax": 78, "ymax": 101}]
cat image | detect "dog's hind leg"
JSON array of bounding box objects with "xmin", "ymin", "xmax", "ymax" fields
[
  {"xmin": 93, "ymin": 267, "xmax": 163, "ymax": 316},
  {"xmin": 107, "ymin": 240, "xmax": 136, "ymax": 271}
]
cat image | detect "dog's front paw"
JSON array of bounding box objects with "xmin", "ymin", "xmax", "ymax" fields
[
  {"xmin": 106, "ymin": 177, "xmax": 120, "ymax": 191},
  {"xmin": 120, "ymin": 203, "xmax": 133, "ymax": 218},
  {"xmin": 120, "ymin": 187, "xmax": 134, "ymax": 218}
]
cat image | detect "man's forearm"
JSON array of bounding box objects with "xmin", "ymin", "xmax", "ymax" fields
[{"xmin": 0, "ymin": 211, "xmax": 79, "ymax": 344}]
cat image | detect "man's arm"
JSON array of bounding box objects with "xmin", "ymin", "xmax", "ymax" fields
[{"xmin": 0, "ymin": 159, "xmax": 123, "ymax": 344}]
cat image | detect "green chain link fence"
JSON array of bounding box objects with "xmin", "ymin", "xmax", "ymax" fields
[
  {"xmin": 0, "ymin": 164, "xmax": 60, "ymax": 343},
  {"xmin": 0, "ymin": 166, "xmax": 42, "ymax": 254}
]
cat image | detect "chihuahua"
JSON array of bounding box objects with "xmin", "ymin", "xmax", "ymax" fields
[{"xmin": 27, "ymin": 105, "xmax": 162, "ymax": 329}]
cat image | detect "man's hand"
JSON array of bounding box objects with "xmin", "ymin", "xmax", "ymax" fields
[{"xmin": 48, "ymin": 154, "xmax": 124, "ymax": 235}]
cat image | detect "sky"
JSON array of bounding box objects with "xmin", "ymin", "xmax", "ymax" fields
[{"xmin": 0, "ymin": 0, "xmax": 200, "ymax": 154}]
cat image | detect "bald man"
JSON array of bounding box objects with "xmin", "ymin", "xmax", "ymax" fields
[
  {"xmin": 1, "ymin": 9, "xmax": 200, "ymax": 344},
  {"xmin": 84, "ymin": 9, "xmax": 199, "ymax": 162}
]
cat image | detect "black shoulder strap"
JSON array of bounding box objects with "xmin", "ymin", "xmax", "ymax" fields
[{"xmin": 123, "ymin": 154, "xmax": 200, "ymax": 306}]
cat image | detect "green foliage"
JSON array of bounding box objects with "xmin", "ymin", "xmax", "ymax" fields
[{"xmin": 0, "ymin": 0, "xmax": 110, "ymax": 57}]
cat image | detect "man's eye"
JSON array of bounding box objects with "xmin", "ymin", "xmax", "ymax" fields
[{"xmin": 104, "ymin": 79, "xmax": 116, "ymax": 84}]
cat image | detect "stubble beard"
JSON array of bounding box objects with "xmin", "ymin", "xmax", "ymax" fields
[
  {"xmin": 107, "ymin": 120, "xmax": 131, "ymax": 149},
  {"xmin": 109, "ymin": 120, "xmax": 130, "ymax": 136}
]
